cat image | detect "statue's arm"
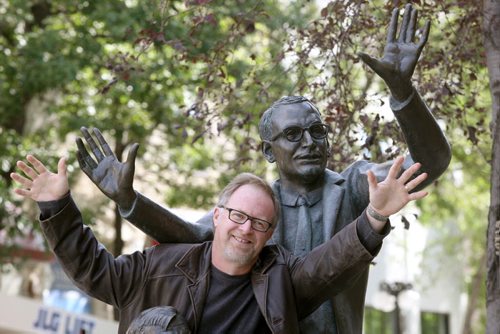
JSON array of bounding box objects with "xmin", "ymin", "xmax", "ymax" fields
[
  {"xmin": 122, "ymin": 192, "xmax": 214, "ymax": 243},
  {"xmin": 358, "ymin": 4, "xmax": 451, "ymax": 188},
  {"xmin": 391, "ymin": 91, "xmax": 450, "ymax": 189}
]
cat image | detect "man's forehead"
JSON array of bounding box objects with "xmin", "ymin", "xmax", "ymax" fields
[{"xmin": 226, "ymin": 185, "xmax": 274, "ymax": 215}]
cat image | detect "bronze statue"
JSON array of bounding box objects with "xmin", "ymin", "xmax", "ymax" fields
[{"xmin": 75, "ymin": 4, "xmax": 450, "ymax": 333}]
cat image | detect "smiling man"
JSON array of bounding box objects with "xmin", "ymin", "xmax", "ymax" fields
[{"xmin": 11, "ymin": 154, "xmax": 427, "ymax": 334}]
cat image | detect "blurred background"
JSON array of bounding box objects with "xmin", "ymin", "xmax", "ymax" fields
[{"xmin": 0, "ymin": 0, "xmax": 493, "ymax": 333}]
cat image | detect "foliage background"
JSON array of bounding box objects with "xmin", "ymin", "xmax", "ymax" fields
[{"xmin": 0, "ymin": 0, "xmax": 490, "ymax": 331}]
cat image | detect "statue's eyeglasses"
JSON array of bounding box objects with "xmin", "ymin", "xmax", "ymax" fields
[
  {"xmin": 270, "ymin": 123, "xmax": 330, "ymax": 142},
  {"xmin": 219, "ymin": 206, "xmax": 273, "ymax": 232}
]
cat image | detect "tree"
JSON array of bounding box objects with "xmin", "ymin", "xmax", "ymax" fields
[{"xmin": 483, "ymin": 0, "xmax": 500, "ymax": 332}]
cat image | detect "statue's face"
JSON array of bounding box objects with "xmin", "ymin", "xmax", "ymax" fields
[{"xmin": 268, "ymin": 102, "xmax": 328, "ymax": 185}]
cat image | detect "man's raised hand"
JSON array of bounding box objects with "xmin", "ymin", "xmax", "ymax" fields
[
  {"xmin": 10, "ymin": 155, "xmax": 69, "ymax": 202},
  {"xmin": 366, "ymin": 156, "xmax": 428, "ymax": 230},
  {"xmin": 76, "ymin": 127, "xmax": 138, "ymax": 210}
]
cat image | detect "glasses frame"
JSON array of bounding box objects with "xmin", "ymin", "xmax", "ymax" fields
[
  {"xmin": 219, "ymin": 206, "xmax": 273, "ymax": 232},
  {"xmin": 269, "ymin": 123, "xmax": 330, "ymax": 142}
]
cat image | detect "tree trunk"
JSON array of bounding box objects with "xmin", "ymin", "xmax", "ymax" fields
[
  {"xmin": 462, "ymin": 252, "xmax": 486, "ymax": 334},
  {"xmin": 484, "ymin": 0, "xmax": 500, "ymax": 332}
]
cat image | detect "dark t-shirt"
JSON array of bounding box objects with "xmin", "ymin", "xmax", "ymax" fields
[{"xmin": 198, "ymin": 265, "xmax": 271, "ymax": 334}]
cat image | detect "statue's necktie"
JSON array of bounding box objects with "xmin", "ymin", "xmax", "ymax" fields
[{"xmin": 294, "ymin": 195, "xmax": 312, "ymax": 257}]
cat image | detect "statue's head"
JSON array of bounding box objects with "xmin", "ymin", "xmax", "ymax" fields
[{"xmin": 259, "ymin": 96, "xmax": 329, "ymax": 186}]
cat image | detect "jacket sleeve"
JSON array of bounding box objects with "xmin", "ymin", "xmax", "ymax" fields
[
  {"xmin": 119, "ymin": 192, "xmax": 214, "ymax": 243},
  {"xmin": 40, "ymin": 196, "xmax": 151, "ymax": 309},
  {"xmin": 289, "ymin": 213, "xmax": 384, "ymax": 318}
]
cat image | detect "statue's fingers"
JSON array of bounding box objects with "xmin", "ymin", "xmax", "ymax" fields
[
  {"xmin": 125, "ymin": 143, "xmax": 139, "ymax": 166},
  {"xmin": 93, "ymin": 128, "xmax": 115, "ymax": 157},
  {"xmin": 417, "ymin": 20, "xmax": 430, "ymax": 51},
  {"xmin": 398, "ymin": 4, "xmax": 412, "ymax": 43},
  {"xmin": 76, "ymin": 138, "xmax": 98, "ymax": 169},
  {"xmin": 405, "ymin": 7, "xmax": 418, "ymax": 43},
  {"xmin": 358, "ymin": 52, "xmax": 382, "ymax": 74},
  {"xmin": 80, "ymin": 126, "xmax": 105, "ymax": 162},
  {"xmin": 387, "ymin": 8, "xmax": 399, "ymax": 43}
]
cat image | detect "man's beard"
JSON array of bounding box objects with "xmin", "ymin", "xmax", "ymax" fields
[{"xmin": 223, "ymin": 244, "xmax": 256, "ymax": 266}]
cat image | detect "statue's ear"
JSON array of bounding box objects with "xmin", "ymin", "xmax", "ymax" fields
[{"xmin": 262, "ymin": 141, "xmax": 276, "ymax": 163}]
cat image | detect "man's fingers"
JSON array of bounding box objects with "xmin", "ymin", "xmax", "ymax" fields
[
  {"xmin": 408, "ymin": 190, "xmax": 428, "ymax": 201},
  {"xmin": 387, "ymin": 8, "xmax": 399, "ymax": 43},
  {"xmin": 26, "ymin": 155, "xmax": 48, "ymax": 175},
  {"xmin": 387, "ymin": 156, "xmax": 405, "ymax": 179},
  {"xmin": 10, "ymin": 172, "xmax": 33, "ymax": 189},
  {"xmin": 14, "ymin": 188, "xmax": 31, "ymax": 197},
  {"xmin": 397, "ymin": 4, "xmax": 412, "ymax": 42},
  {"xmin": 16, "ymin": 160, "xmax": 38, "ymax": 180},
  {"xmin": 81, "ymin": 126, "xmax": 105, "ymax": 162},
  {"xmin": 57, "ymin": 157, "xmax": 67, "ymax": 177},
  {"xmin": 366, "ymin": 170, "xmax": 378, "ymax": 189},
  {"xmin": 93, "ymin": 128, "xmax": 114, "ymax": 157},
  {"xmin": 404, "ymin": 172, "xmax": 427, "ymax": 192}
]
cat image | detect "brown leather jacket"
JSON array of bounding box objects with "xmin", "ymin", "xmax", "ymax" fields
[{"xmin": 41, "ymin": 197, "xmax": 380, "ymax": 333}]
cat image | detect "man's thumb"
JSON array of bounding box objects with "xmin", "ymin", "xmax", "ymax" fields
[{"xmin": 58, "ymin": 157, "xmax": 67, "ymax": 176}]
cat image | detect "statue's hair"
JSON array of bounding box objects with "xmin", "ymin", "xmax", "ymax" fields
[
  {"xmin": 216, "ymin": 173, "xmax": 280, "ymax": 227},
  {"xmin": 258, "ymin": 96, "xmax": 321, "ymax": 141}
]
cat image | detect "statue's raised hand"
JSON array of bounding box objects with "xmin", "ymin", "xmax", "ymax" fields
[
  {"xmin": 358, "ymin": 4, "xmax": 430, "ymax": 101},
  {"xmin": 76, "ymin": 127, "xmax": 138, "ymax": 210}
]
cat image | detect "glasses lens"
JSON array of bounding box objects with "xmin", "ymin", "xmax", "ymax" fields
[
  {"xmin": 229, "ymin": 210, "xmax": 247, "ymax": 224},
  {"xmin": 251, "ymin": 219, "xmax": 269, "ymax": 232},
  {"xmin": 283, "ymin": 126, "xmax": 303, "ymax": 142},
  {"xmin": 309, "ymin": 124, "xmax": 328, "ymax": 139}
]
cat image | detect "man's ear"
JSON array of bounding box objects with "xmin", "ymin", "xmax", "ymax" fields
[
  {"xmin": 213, "ymin": 207, "xmax": 220, "ymax": 227},
  {"xmin": 262, "ymin": 142, "xmax": 276, "ymax": 163}
]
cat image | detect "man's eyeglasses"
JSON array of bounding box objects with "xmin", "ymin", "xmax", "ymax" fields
[
  {"xmin": 220, "ymin": 206, "xmax": 273, "ymax": 232},
  {"xmin": 270, "ymin": 123, "xmax": 330, "ymax": 142}
]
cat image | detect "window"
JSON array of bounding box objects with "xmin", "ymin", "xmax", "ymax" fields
[
  {"xmin": 364, "ymin": 306, "xmax": 393, "ymax": 334},
  {"xmin": 421, "ymin": 312, "xmax": 449, "ymax": 334}
]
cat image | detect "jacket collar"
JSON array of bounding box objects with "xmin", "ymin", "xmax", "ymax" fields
[
  {"xmin": 175, "ymin": 241, "xmax": 280, "ymax": 278},
  {"xmin": 175, "ymin": 241, "xmax": 213, "ymax": 283}
]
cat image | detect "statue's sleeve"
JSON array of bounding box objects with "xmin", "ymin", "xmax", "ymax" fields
[
  {"xmin": 119, "ymin": 192, "xmax": 214, "ymax": 243},
  {"xmin": 391, "ymin": 88, "xmax": 451, "ymax": 190}
]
